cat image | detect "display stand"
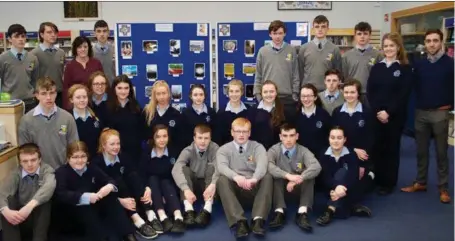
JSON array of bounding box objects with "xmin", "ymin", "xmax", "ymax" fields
[
  {"xmin": 114, "ymin": 22, "xmax": 212, "ymax": 110},
  {"xmin": 215, "ymin": 21, "xmax": 310, "ymax": 109}
]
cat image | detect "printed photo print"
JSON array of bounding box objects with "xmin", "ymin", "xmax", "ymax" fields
[
  {"xmin": 121, "ymin": 41, "xmax": 132, "ymax": 59},
  {"xmin": 118, "ymin": 24, "xmax": 131, "ymax": 37},
  {"xmin": 223, "ymin": 40, "xmax": 237, "ymax": 53},
  {"xmin": 143, "ymin": 40, "xmax": 158, "ymax": 54},
  {"xmin": 146, "ymin": 64, "xmax": 157, "ymax": 81},
  {"xmin": 122, "ymin": 65, "xmax": 138, "ymax": 79},
  {"xmin": 189, "ymin": 40, "xmax": 204, "ymax": 53},
  {"xmin": 218, "ymin": 24, "xmax": 231, "ymax": 37},
  {"xmin": 224, "ymin": 63, "xmax": 234, "ymax": 79},
  {"xmin": 244, "ymin": 40, "xmax": 255, "ymax": 57},
  {"xmin": 168, "ymin": 63, "xmax": 184, "ymax": 76},
  {"xmin": 245, "ymin": 84, "xmax": 254, "ymax": 99},
  {"xmin": 194, "ymin": 63, "xmax": 205, "ymax": 79},
  {"xmin": 242, "ymin": 63, "xmax": 256, "ymax": 76},
  {"xmin": 197, "ymin": 23, "xmax": 208, "ymax": 36},
  {"xmin": 170, "ymin": 39, "xmax": 181, "ymax": 56},
  {"xmin": 172, "ymin": 103, "xmax": 187, "ymax": 113},
  {"xmin": 145, "ymin": 86, "xmax": 153, "ymax": 98},
  {"xmin": 171, "ymin": 85, "xmax": 183, "ymax": 101}
]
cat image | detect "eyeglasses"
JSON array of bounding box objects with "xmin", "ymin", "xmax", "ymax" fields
[
  {"xmin": 93, "ymin": 83, "xmax": 107, "ymax": 87},
  {"xmin": 70, "ymin": 155, "xmax": 88, "ymax": 160},
  {"xmin": 233, "ymin": 130, "xmax": 249, "ymax": 135}
]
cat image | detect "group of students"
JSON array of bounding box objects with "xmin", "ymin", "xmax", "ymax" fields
[{"xmin": 0, "ymin": 14, "xmax": 453, "ymax": 241}]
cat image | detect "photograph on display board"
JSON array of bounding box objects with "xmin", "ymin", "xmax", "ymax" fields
[
  {"xmin": 146, "ymin": 64, "xmax": 157, "ymax": 81},
  {"xmin": 223, "ymin": 40, "xmax": 237, "ymax": 53},
  {"xmin": 171, "ymin": 85, "xmax": 183, "ymax": 101},
  {"xmin": 264, "ymin": 40, "xmax": 272, "ymax": 47},
  {"xmin": 145, "ymin": 86, "xmax": 153, "ymax": 98},
  {"xmin": 172, "ymin": 103, "xmax": 187, "ymax": 112},
  {"xmin": 219, "ymin": 24, "xmax": 231, "ymax": 37},
  {"xmin": 223, "ymin": 84, "xmax": 229, "ymax": 97},
  {"xmin": 296, "ymin": 22, "xmax": 309, "ymax": 37},
  {"xmin": 170, "ymin": 39, "xmax": 181, "ymax": 57},
  {"xmin": 121, "ymin": 41, "xmax": 132, "ymax": 59},
  {"xmin": 244, "ymin": 40, "xmax": 255, "ymax": 57},
  {"xmin": 197, "ymin": 23, "xmax": 208, "ymax": 36},
  {"xmin": 224, "ymin": 63, "xmax": 235, "ymax": 79},
  {"xmin": 118, "ymin": 24, "xmax": 131, "ymax": 37},
  {"xmin": 143, "ymin": 40, "xmax": 158, "ymax": 54},
  {"xmin": 168, "ymin": 63, "xmax": 184, "ymax": 76},
  {"xmin": 245, "ymin": 84, "xmax": 254, "ymax": 99},
  {"xmin": 189, "ymin": 40, "xmax": 204, "ymax": 53},
  {"xmin": 242, "ymin": 63, "xmax": 256, "ymax": 76},
  {"xmin": 290, "ymin": 40, "xmax": 302, "ymax": 46},
  {"xmin": 194, "ymin": 63, "xmax": 205, "ymax": 79},
  {"xmin": 122, "ymin": 65, "xmax": 138, "ymax": 79}
]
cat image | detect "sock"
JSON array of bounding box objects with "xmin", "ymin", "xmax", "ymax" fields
[
  {"xmin": 253, "ymin": 216, "xmax": 262, "ymax": 221},
  {"xmin": 298, "ymin": 206, "xmax": 307, "ymax": 214},
  {"xmin": 203, "ymin": 199, "xmax": 213, "ymax": 213},
  {"xmin": 132, "ymin": 214, "xmax": 146, "ymax": 228},
  {"xmin": 174, "ymin": 211, "xmax": 183, "ymax": 220},
  {"xmin": 158, "ymin": 210, "xmax": 168, "ymax": 222},
  {"xmin": 275, "ymin": 208, "xmax": 284, "ymax": 213},
  {"xmin": 146, "ymin": 210, "xmax": 157, "ymax": 221},
  {"xmin": 183, "ymin": 200, "xmax": 194, "ymax": 212}
]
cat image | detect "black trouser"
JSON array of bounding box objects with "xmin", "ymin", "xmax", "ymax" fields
[
  {"xmin": 372, "ymin": 116, "xmax": 405, "ymax": 189},
  {"xmin": 117, "ymin": 176, "xmax": 153, "ymax": 217},
  {"xmin": 59, "ymin": 194, "xmax": 135, "ymax": 241},
  {"xmin": 1, "ymin": 196, "xmax": 51, "ymax": 241},
  {"xmin": 55, "ymin": 92, "xmax": 63, "ymax": 108},
  {"xmin": 149, "ymin": 176, "xmax": 181, "ymax": 214}
]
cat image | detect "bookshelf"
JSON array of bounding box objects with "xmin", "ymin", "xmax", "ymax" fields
[
  {"xmin": 310, "ymin": 28, "xmax": 381, "ymax": 54},
  {"xmin": 80, "ymin": 30, "xmax": 115, "ymax": 47},
  {"xmin": 0, "ymin": 33, "xmax": 4, "ymax": 54},
  {"xmin": 6, "ymin": 32, "xmax": 40, "ymax": 50},
  {"xmin": 443, "ymin": 17, "xmax": 454, "ymax": 58}
]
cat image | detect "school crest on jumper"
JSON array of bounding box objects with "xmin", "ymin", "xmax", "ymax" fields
[
  {"xmin": 120, "ymin": 166, "xmax": 125, "ymax": 174},
  {"xmin": 169, "ymin": 120, "xmax": 175, "ymax": 127},
  {"xmin": 92, "ymin": 177, "xmax": 95, "ymax": 183},
  {"xmin": 247, "ymin": 155, "xmax": 254, "ymax": 162},
  {"xmin": 296, "ymin": 163, "xmax": 303, "ymax": 173},
  {"xmin": 206, "ymin": 116, "xmax": 211, "ymax": 122},
  {"xmin": 58, "ymin": 125, "xmax": 67, "ymax": 135},
  {"xmin": 60, "ymin": 56, "xmax": 65, "ymax": 65},
  {"xmin": 343, "ymin": 163, "xmax": 348, "ymax": 170},
  {"xmin": 369, "ymin": 58, "xmax": 376, "ymax": 66},
  {"xmin": 170, "ymin": 157, "xmax": 176, "ymax": 164},
  {"xmin": 286, "ymin": 53, "xmax": 292, "ymax": 61},
  {"xmin": 393, "ymin": 70, "xmax": 401, "ymax": 77},
  {"xmin": 358, "ymin": 120, "xmax": 365, "ymax": 127},
  {"xmin": 94, "ymin": 121, "xmax": 100, "ymax": 128},
  {"xmin": 28, "ymin": 61, "xmax": 35, "ymax": 70},
  {"xmin": 316, "ymin": 121, "xmax": 323, "ymax": 129},
  {"xmin": 326, "ymin": 53, "xmax": 333, "ymax": 61}
]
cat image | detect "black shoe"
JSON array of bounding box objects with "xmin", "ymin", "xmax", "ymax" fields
[
  {"xmin": 351, "ymin": 205, "xmax": 372, "ymax": 217},
  {"xmin": 195, "ymin": 209, "xmax": 211, "ymax": 227},
  {"xmin": 183, "ymin": 210, "xmax": 196, "ymax": 226},
  {"xmin": 268, "ymin": 212, "xmax": 285, "ymax": 229},
  {"xmin": 251, "ymin": 218, "xmax": 266, "ymax": 236},
  {"xmin": 161, "ymin": 218, "xmax": 173, "ymax": 233},
  {"xmin": 136, "ymin": 223, "xmax": 158, "ymax": 239},
  {"xmin": 377, "ymin": 186, "xmax": 393, "ymax": 196},
  {"xmin": 235, "ymin": 220, "xmax": 249, "ymax": 238},
  {"xmin": 295, "ymin": 213, "xmax": 312, "ymax": 232},
  {"xmin": 316, "ymin": 208, "xmax": 334, "ymax": 226},
  {"xmin": 171, "ymin": 219, "xmax": 186, "ymax": 233},
  {"xmin": 149, "ymin": 219, "xmax": 164, "ymax": 234},
  {"xmin": 123, "ymin": 233, "xmax": 138, "ymax": 241}
]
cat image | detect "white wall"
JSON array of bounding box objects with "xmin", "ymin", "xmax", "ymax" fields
[
  {"xmin": 0, "ymin": 1, "xmax": 383, "ymax": 31},
  {"xmin": 381, "ymin": 1, "xmax": 437, "ymax": 34}
]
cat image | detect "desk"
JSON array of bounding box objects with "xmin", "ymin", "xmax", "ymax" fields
[
  {"xmin": 0, "ymin": 104, "xmax": 24, "ymax": 146},
  {"xmin": 0, "ymin": 147, "xmax": 18, "ymax": 182}
]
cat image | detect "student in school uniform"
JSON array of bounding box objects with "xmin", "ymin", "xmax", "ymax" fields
[
  {"xmin": 105, "ymin": 75, "xmax": 145, "ymax": 163},
  {"xmin": 93, "ymin": 20, "xmax": 115, "ymax": 85},
  {"xmin": 247, "ymin": 80, "xmax": 285, "ymax": 149},
  {"xmin": 298, "ymin": 15, "xmax": 342, "ymax": 92},
  {"xmin": 180, "ymin": 84, "xmax": 217, "ymax": 149},
  {"xmin": 143, "ymin": 80, "xmax": 182, "ymax": 151},
  {"xmin": 54, "ymin": 141, "xmax": 138, "ymax": 241},
  {"xmin": 18, "ymin": 77, "xmax": 79, "ymax": 169},
  {"xmin": 68, "ymin": 84, "xmax": 104, "ymax": 158},
  {"xmin": 342, "ymin": 22, "xmax": 383, "ymax": 106},
  {"xmin": 0, "ymin": 24, "xmax": 39, "ymax": 113},
  {"xmin": 172, "ymin": 124, "xmax": 219, "ymax": 227},
  {"xmin": 0, "ymin": 143, "xmax": 56, "ymax": 241},
  {"xmin": 214, "ymin": 79, "xmax": 249, "ymax": 145},
  {"xmin": 332, "ymin": 79, "xmax": 374, "ymax": 183},
  {"xmin": 217, "ymin": 117, "xmax": 273, "ymax": 238},
  {"xmin": 254, "ymin": 20, "xmax": 300, "ymax": 121},
  {"xmin": 140, "ymin": 124, "xmax": 186, "ymax": 233},
  {"xmin": 318, "ymin": 69, "xmax": 345, "ymax": 115},
  {"xmin": 316, "ymin": 126, "xmax": 372, "ymax": 226},
  {"xmin": 63, "ymin": 36, "xmax": 103, "ymax": 109},
  {"xmin": 92, "ymin": 129, "xmax": 161, "ymax": 238},
  {"xmin": 88, "ymin": 71, "xmax": 109, "ymax": 123},
  {"xmin": 267, "ymin": 124, "xmax": 321, "ymax": 232},
  {"xmin": 367, "ymin": 33, "xmax": 413, "ymax": 195},
  {"xmin": 295, "ymin": 83, "xmax": 331, "ymax": 157},
  {"xmin": 31, "ymin": 22, "xmax": 66, "ymax": 107}
]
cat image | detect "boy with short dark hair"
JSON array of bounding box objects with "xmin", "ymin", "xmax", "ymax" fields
[
  {"xmin": 93, "ymin": 20, "xmax": 115, "ymax": 85},
  {"xmin": 0, "ymin": 143, "xmax": 56, "ymax": 241},
  {"xmin": 254, "ymin": 20, "xmax": 300, "ymax": 120},
  {"xmin": 342, "ymin": 22, "xmax": 382, "ymax": 105},
  {"xmin": 318, "ymin": 69, "xmax": 344, "ymax": 115},
  {"xmin": 298, "ymin": 15, "xmax": 342, "ymax": 92},
  {"xmin": 31, "ymin": 22, "xmax": 66, "ymax": 107},
  {"xmin": 172, "ymin": 124, "xmax": 219, "ymax": 227},
  {"xmin": 0, "ymin": 24, "xmax": 39, "ymax": 112},
  {"xmin": 18, "ymin": 77, "xmax": 79, "ymax": 169}
]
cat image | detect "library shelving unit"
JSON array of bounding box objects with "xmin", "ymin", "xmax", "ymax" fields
[
  {"xmin": 55, "ymin": 30, "xmax": 73, "ymax": 61},
  {"xmin": 79, "ymin": 29, "xmax": 115, "ymax": 47},
  {"xmin": 310, "ymin": 28, "xmax": 381, "ymax": 54},
  {"xmin": 0, "ymin": 32, "xmax": 4, "ymax": 54},
  {"xmin": 443, "ymin": 17, "xmax": 454, "ymax": 57},
  {"xmin": 6, "ymin": 32, "xmax": 39, "ymax": 51}
]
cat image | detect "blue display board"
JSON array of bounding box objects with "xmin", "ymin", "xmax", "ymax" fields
[
  {"xmin": 115, "ymin": 23, "xmax": 212, "ymax": 109},
  {"xmin": 216, "ymin": 22, "xmax": 310, "ymax": 109}
]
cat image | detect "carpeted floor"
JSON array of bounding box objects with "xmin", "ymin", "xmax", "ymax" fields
[{"xmin": 2, "ymin": 136, "xmax": 454, "ymax": 241}]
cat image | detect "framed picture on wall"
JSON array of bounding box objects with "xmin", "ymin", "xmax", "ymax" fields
[
  {"xmin": 63, "ymin": 1, "xmax": 101, "ymax": 21},
  {"xmin": 277, "ymin": 1, "xmax": 332, "ymax": 10}
]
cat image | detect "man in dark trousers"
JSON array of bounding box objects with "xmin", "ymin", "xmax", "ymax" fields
[{"xmin": 401, "ymin": 29, "xmax": 454, "ymax": 204}]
